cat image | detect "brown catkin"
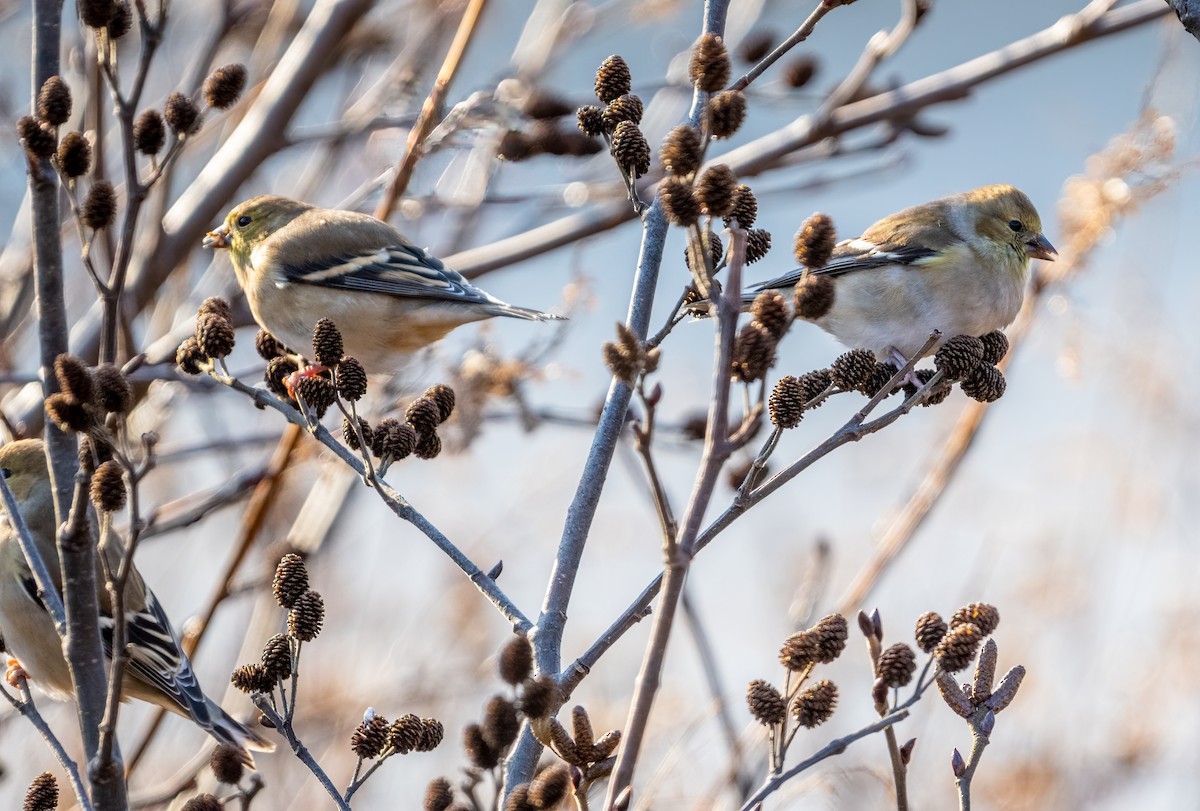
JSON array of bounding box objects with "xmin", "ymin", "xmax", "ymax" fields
[
  {"xmin": 133, "ymin": 110, "xmax": 166, "ymax": 154},
  {"xmin": 960, "ymin": 364, "xmax": 1006, "ymax": 402},
  {"xmin": 749, "ymin": 289, "xmax": 788, "ymax": 338},
  {"xmin": 181, "ymin": 795, "xmax": 221, "ymax": 811},
  {"xmin": 498, "ymin": 636, "xmax": 533, "ymax": 685},
  {"xmin": 935, "ymin": 623, "xmax": 983, "ymax": 673},
  {"xmin": 463, "ymin": 723, "xmax": 499, "ymax": 769},
  {"xmin": 260, "ymin": 633, "xmax": 293, "ymax": 680},
  {"xmin": 811, "ymin": 613, "xmax": 849, "ymax": 662},
  {"xmin": 272, "ymin": 553, "xmax": 309, "ymax": 609},
  {"xmin": 425, "ymin": 384, "xmax": 456, "ymax": 423},
  {"xmin": 694, "ymin": 164, "xmax": 738, "ymax": 217},
  {"xmin": 915, "ymin": 611, "xmax": 948, "ymax": 653},
  {"xmin": 876, "ymin": 643, "xmax": 918, "ymax": 688},
  {"xmin": 979, "ymin": 330, "xmax": 1010, "ymax": 364},
  {"xmin": 336, "ymin": 357, "xmax": 368, "ymax": 401},
  {"xmin": 288, "ymin": 590, "xmax": 325, "ymax": 641},
  {"xmin": 730, "ymin": 322, "xmax": 776, "ymax": 383},
  {"xmin": 204, "ymin": 64, "xmax": 247, "ymax": 109},
  {"xmin": 54, "ymin": 354, "xmax": 93, "ymax": 403},
  {"xmin": 482, "ymin": 695, "xmax": 520, "ymax": 751},
  {"xmin": 576, "ymin": 105, "xmax": 605, "ymax": 137},
  {"xmin": 92, "ymin": 363, "xmax": 133, "ymax": 414},
  {"xmin": 265, "ymin": 357, "xmax": 300, "ymax": 399},
  {"xmin": 424, "ymin": 778, "xmax": 455, "ymax": 811},
  {"xmin": 37, "ymin": 76, "xmax": 72, "ymax": 126},
  {"xmin": 18, "ymin": 116, "xmax": 57, "ymax": 158},
  {"xmin": 745, "ymin": 229, "xmax": 771, "ymax": 264},
  {"xmin": 768, "ymin": 376, "xmax": 805, "ymax": 429},
  {"xmin": 934, "ymin": 335, "xmax": 985, "ymax": 381},
  {"xmin": 528, "ymin": 764, "xmax": 572, "ymax": 808},
  {"xmin": 91, "ymin": 460, "xmax": 127, "ymax": 512},
  {"xmin": 82, "ymin": 181, "xmax": 117, "ymax": 230},
  {"xmin": 724, "ymin": 184, "xmax": 758, "ymax": 229},
  {"xmin": 784, "ymin": 57, "xmax": 818, "ymax": 88},
  {"xmin": 794, "ymin": 213, "xmax": 837, "ymax": 268},
  {"xmin": 342, "ymin": 416, "xmax": 372, "ymax": 451},
  {"xmin": 659, "ymin": 177, "xmax": 700, "ymax": 227},
  {"xmin": 351, "ymin": 715, "xmax": 390, "ymax": 759},
  {"xmin": 602, "ymin": 93, "xmax": 643, "ymax": 131},
  {"xmin": 311, "ymin": 318, "xmax": 344, "ymax": 367},
  {"xmin": 294, "ymin": 375, "xmax": 337, "ymax": 415},
  {"xmin": 689, "ymin": 33, "xmax": 730, "ymax": 93},
  {"xmin": 830, "ymin": 349, "xmax": 876, "ymax": 390},
  {"xmin": 210, "ymin": 745, "xmax": 245, "ymax": 785},
  {"xmin": 56, "ymin": 131, "xmax": 91, "ymax": 177},
  {"xmin": 793, "ymin": 273, "xmax": 836, "ymax": 320},
  {"xmin": 176, "ymin": 337, "xmax": 206, "ymax": 375},
  {"xmin": 230, "ymin": 663, "xmax": 274, "ymax": 694},
  {"xmin": 78, "ymin": 0, "xmax": 117, "ymax": 27},
  {"xmin": 255, "ymin": 328, "xmax": 287, "ymax": 361},
  {"xmin": 107, "ymin": 1, "xmax": 132, "ymax": 37},
  {"xmin": 951, "ymin": 602, "xmax": 1000, "ymax": 636},
  {"xmin": 792, "ymin": 680, "xmax": 838, "ymax": 728},
  {"xmin": 44, "ymin": 393, "xmax": 90, "ymax": 433},
  {"xmin": 660, "ymin": 125, "xmax": 702, "ymax": 177},
  {"xmin": 387, "ymin": 714, "xmax": 424, "ymax": 754},
  {"xmin": 164, "ymin": 92, "xmax": 202, "ymax": 136},
  {"xmin": 708, "ymin": 89, "xmax": 746, "ymax": 139},
  {"xmin": 519, "ymin": 675, "xmax": 557, "ymax": 718}
]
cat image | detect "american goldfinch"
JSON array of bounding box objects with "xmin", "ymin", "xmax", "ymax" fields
[
  {"xmin": 202, "ymin": 196, "xmax": 561, "ymax": 371},
  {"xmin": 750, "ymin": 184, "xmax": 1056, "ymax": 363},
  {"xmin": 0, "ymin": 440, "xmax": 273, "ymax": 763}
]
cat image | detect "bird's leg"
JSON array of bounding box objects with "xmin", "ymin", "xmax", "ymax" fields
[
  {"xmin": 888, "ymin": 347, "xmax": 924, "ymax": 391},
  {"xmin": 5, "ymin": 658, "xmax": 27, "ymax": 688}
]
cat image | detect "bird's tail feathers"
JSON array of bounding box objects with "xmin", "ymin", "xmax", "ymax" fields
[
  {"xmin": 201, "ymin": 700, "xmax": 276, "ymax": 767},
  {"xmin": 483, "ymin": 301, "xmax": 565, "ymax": 322}
]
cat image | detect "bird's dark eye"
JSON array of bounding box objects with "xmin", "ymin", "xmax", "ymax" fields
[
  {"xmin": 1008, "ymin": 219, "xmax": 1023, "ymax": 232},
  {"xmin": 236, "ymin": 215, "xmax": 252, "ymax": 227}
]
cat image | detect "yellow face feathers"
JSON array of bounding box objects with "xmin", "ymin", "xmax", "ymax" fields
[
  {"xmin": 0, "ymin": 439, "xmax": 51, "ymax": 504},
  {"xmin": 965, "ymin": 184, "xmax": 1056, "ymax": 261}
]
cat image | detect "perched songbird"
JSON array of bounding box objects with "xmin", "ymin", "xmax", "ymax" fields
[
  {"xmin": 748, "ymin": 184, "xmax": 1056, "ymax": 363},
  {"xmin": 0, "ymin": 440, "xmax": 273, "ymax": 763},
  {"xmin": 203, "ymin": 196, "xmax": 561, "ymax": 371}
]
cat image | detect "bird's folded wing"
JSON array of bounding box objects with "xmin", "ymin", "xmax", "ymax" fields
[
  {"xmin": 748, "ymin": 242, "xmax": 941, "ymax": 291},
  {"xmin": 280, "ymin": 243, "xmax": 494, "ymax": 305},
  {"xmin": 98, "ymin": 589, "xmax": 206, "ymax": 715}
]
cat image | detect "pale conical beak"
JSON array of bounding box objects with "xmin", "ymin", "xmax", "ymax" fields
[
  {"xmin": 1025, "ymin": 233, "xmax": 1057, "ymax": 261},
  {"xmin": 202, "ymin": 224, "xmax": 229, "ymax": 249}
]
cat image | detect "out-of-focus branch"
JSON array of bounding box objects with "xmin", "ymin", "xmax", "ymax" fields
[
  {"xmin": 374, "ymin": 0, "xmax": 488, "ymax": 221},
  {"xmin": 0, "ymin": 676, "xmax": 94, "ymax": 811}
]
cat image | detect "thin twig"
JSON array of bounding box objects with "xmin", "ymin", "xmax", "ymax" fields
[
  {"xmin": 0, "ymin": 677, "xmax": 95, "ymax": 811},
  {"xmin": 254, "ymin": 699, "xmax": 351, "ymax": 811}
]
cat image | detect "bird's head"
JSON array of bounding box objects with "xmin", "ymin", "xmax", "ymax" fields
[
  {"xmin": 967, "ymin": 184, "xmax": 1057, "ymax": 265},
  {"xmin": 0, "ymin": 439, "xmax": 54, "ymax": 530},
  {"xmin": 202, "ymin": 196, "xmax": 314, "ymax": 257}
]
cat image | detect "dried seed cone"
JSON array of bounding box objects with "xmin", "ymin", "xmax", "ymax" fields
[
  {"xmin": 133, "ymin": 110, "xmax": 166, "ymax": 155},
  {"xmin": 414, "ymin": 430, "xmax": 442, "ymax": 460},
  {"xmin": 351, "ymin": 715, "xmax": 390, "ymax": 759},
  {"xmin": 960, "ymin": 364, "xmax": 1006, "ymax": 403},
  {"xmin": 794, "ymin": 213, "xmax": 837, "ymax": 269},
  {"xmin": 498, "ymin": 635, "xmax": 534, "ymax": 685},
  {"xmin": 18, "ymin": 116, "xmax": 57, "ymax": 158},
  {"xmin": 261, "ymin": 633, "xmax": 293, "ymax": 680},
  {"xmin": 979, "ymin": 330, "xmax": 1010, "ymax": 364},
  {"xmin": 861, "ymin": 361, "xmax": 900, "ymax": 397},
  {"xmin": 934, "ymin": 335, "xmax": 985, "ymax": 381},
  {"xmin": 374, "ymin": 419, "xmax": 418, "ymax": 460},
  {"xmin": 210, "ymin": 744, "xmax": 245, "ymax": 785},
  {"xmin": 594, "ymin": 55, "xmax": 632, "ymax": 104},
  {"xmin": 603, "ymin": 93, "xmax": 643, "ymax": 131},
  {"xmin": 660, "ymin": 125, "xmax": 702, "ymax": 177},
  {"xmin": 505, "ymin": 785, "xmax": 535, "ymax": 811},
  {"xmin": 769, "ymin": 376, "xmax": 806, "ymax": 429},
  {"xmin": 342, "ymin": 416, "xmax": 372, "ymax": 451},
  {"xmin": 417, "ymin": 717, "xmax": 444, "ymax": 751},
  {"xmin": 83, "ymin": 181, "xmax": 117, "ymax": 230},
  {"xmin": 294, "ymin": 375, "xmax": 337, "ymax": 414},
  {"xmin": 745, "ymin": 229, "xmax": 772, "ymax": 264},
  {"xmin": 91, "ymin": 460, "xmax": 127, "ymax": 512},
  {"xmin": 778, "ymin": 630, "xmax": 817, "ymax": 671},
  {"xmin": 37, "ymin": 75, "xmax": 72, "ymax": 126},
  {"xmin": 750, "ymin": 290, "xmax": 788, "ymax": 339},
  {"xmin": 23, "ymin": 772, "xmax": 58, "ymax": 811},
  {"xmin": 230, "ymin": 663, "xmax": 273, "ymax": 694},
  {"xmin": 57, "ymin": 131, "xmax": 91, "ymax": 177},
  {"xmin": 876, "ymin": 643, "xmax": 918, "ymax": 688},
  {"xmin": 54, "ymin": 354, "xmax": 93, "ymax": 403},
  {"xmin": 746, "ymin": 679, "xmax": 786, "ymax": 725},
  {"xmin": 694, "ymin": 164, "xmax": 738, "ymax": 217},
  {"xmin": 576, "ymin": 105, "xmax": 605, "ymax": 137},
  {"xmin": 405, "ymin": 398, "xmax": 441, "ymax": 437},
  {"xmin": 199, "ymin": 296, "xmax": 232, "ymax": 320},
  {"xmin": 255, "ymin": 328, "xmax": 287, "ymax": 361},
  {"xmin": 424, "ymin": 778, "xmax": 455, "ymax": 811},
  {"xmin": 792, "ymin": 273, "xmax": 835, "ymax": 320},
  {"xmin": 176, "ymin": 336, "xmax": 206, "ymax": 374},
  {"xmin": 204, "ymin": 64, "xmax": 247, "ymax": 109},
  {"xmin": 310, "ymin": 318, "xmax": 343, "ymax": 367},
  {"xmin": 529, "ymin": 764, "xmax": 572, "ymax": 808},
  {"xmin": 333, "ymin": 357, "xmax": 367, "ymax": 401},
  {"xmin": 685, "ymin": 233, "xmax": 723, "ymax": 275},
  {"xmin": 610, "ymin": 121, "xmax": 650, "ymax": 178},
  {"xmin": 951, "ymin": 602, "xmax": 1000, "ymax": 636},
  {"xmin": 93, "ymin": 363, "xmax": 133, "ymax": 413},
  {"xmin": 830, "ymin": 349, "xmax": 876, "ymax": 390},
  {"xmin": 935, "ymin": 623, "xmax": 983, "ymax": 673},
  {"xmin": 708, "ymin": 89, "xmax": 746, "ymax": 139},
  {"xmin": 915, "ymin": 368, "xmax": 953, "ymax": 406},
  {"xmin": 914, "ymin": 611, "xmax": 948, "ymax": 653},
  {"xmin": 288, "ymin": 589, "xmax": 325, "ymax": 642},
  {"xmin": 724, "ymin": 184, "xmax": 758, "ymax": 229},
  {"xmin": 266, "ymin": 357, "xmax": 300, "ymax": 398},
  {"xmin": 164, "ymin": 92, "xmax": 202, "ymax": 136},
  {"xmin": 388, "ymin": 714, "xmax": 424, "ymax": 754},
  {"xmin": 196, "ymin": 313, "xmax": 235, "ymax": 359},
  {"xmin": 425, "ymin": 384, "xmax": 455, "ymax": 423},
  {"xmin": 731, "ymin": 322, "xmax": 776, "ymax": 383},
  {"xmin": 272, "ymin": 553, "xmax": 309, "ymax": 609},
  {"xmin": 181, "ymin": 795, "xmax": 221, "ymax": 811},
  {"xmin": 482, "ymin": 695, "xmax": 520, "ymax": 751},
  {"xmin": 689, "ymin": 33, "xmax": 730, "ymax": 93},
  {"xmin": 659, "ymin": 177, "xmax": 700, "ymax": 227},
  {"xmin": 792, "ymin": 680, "xmax": 838, "ymax": 728}
]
